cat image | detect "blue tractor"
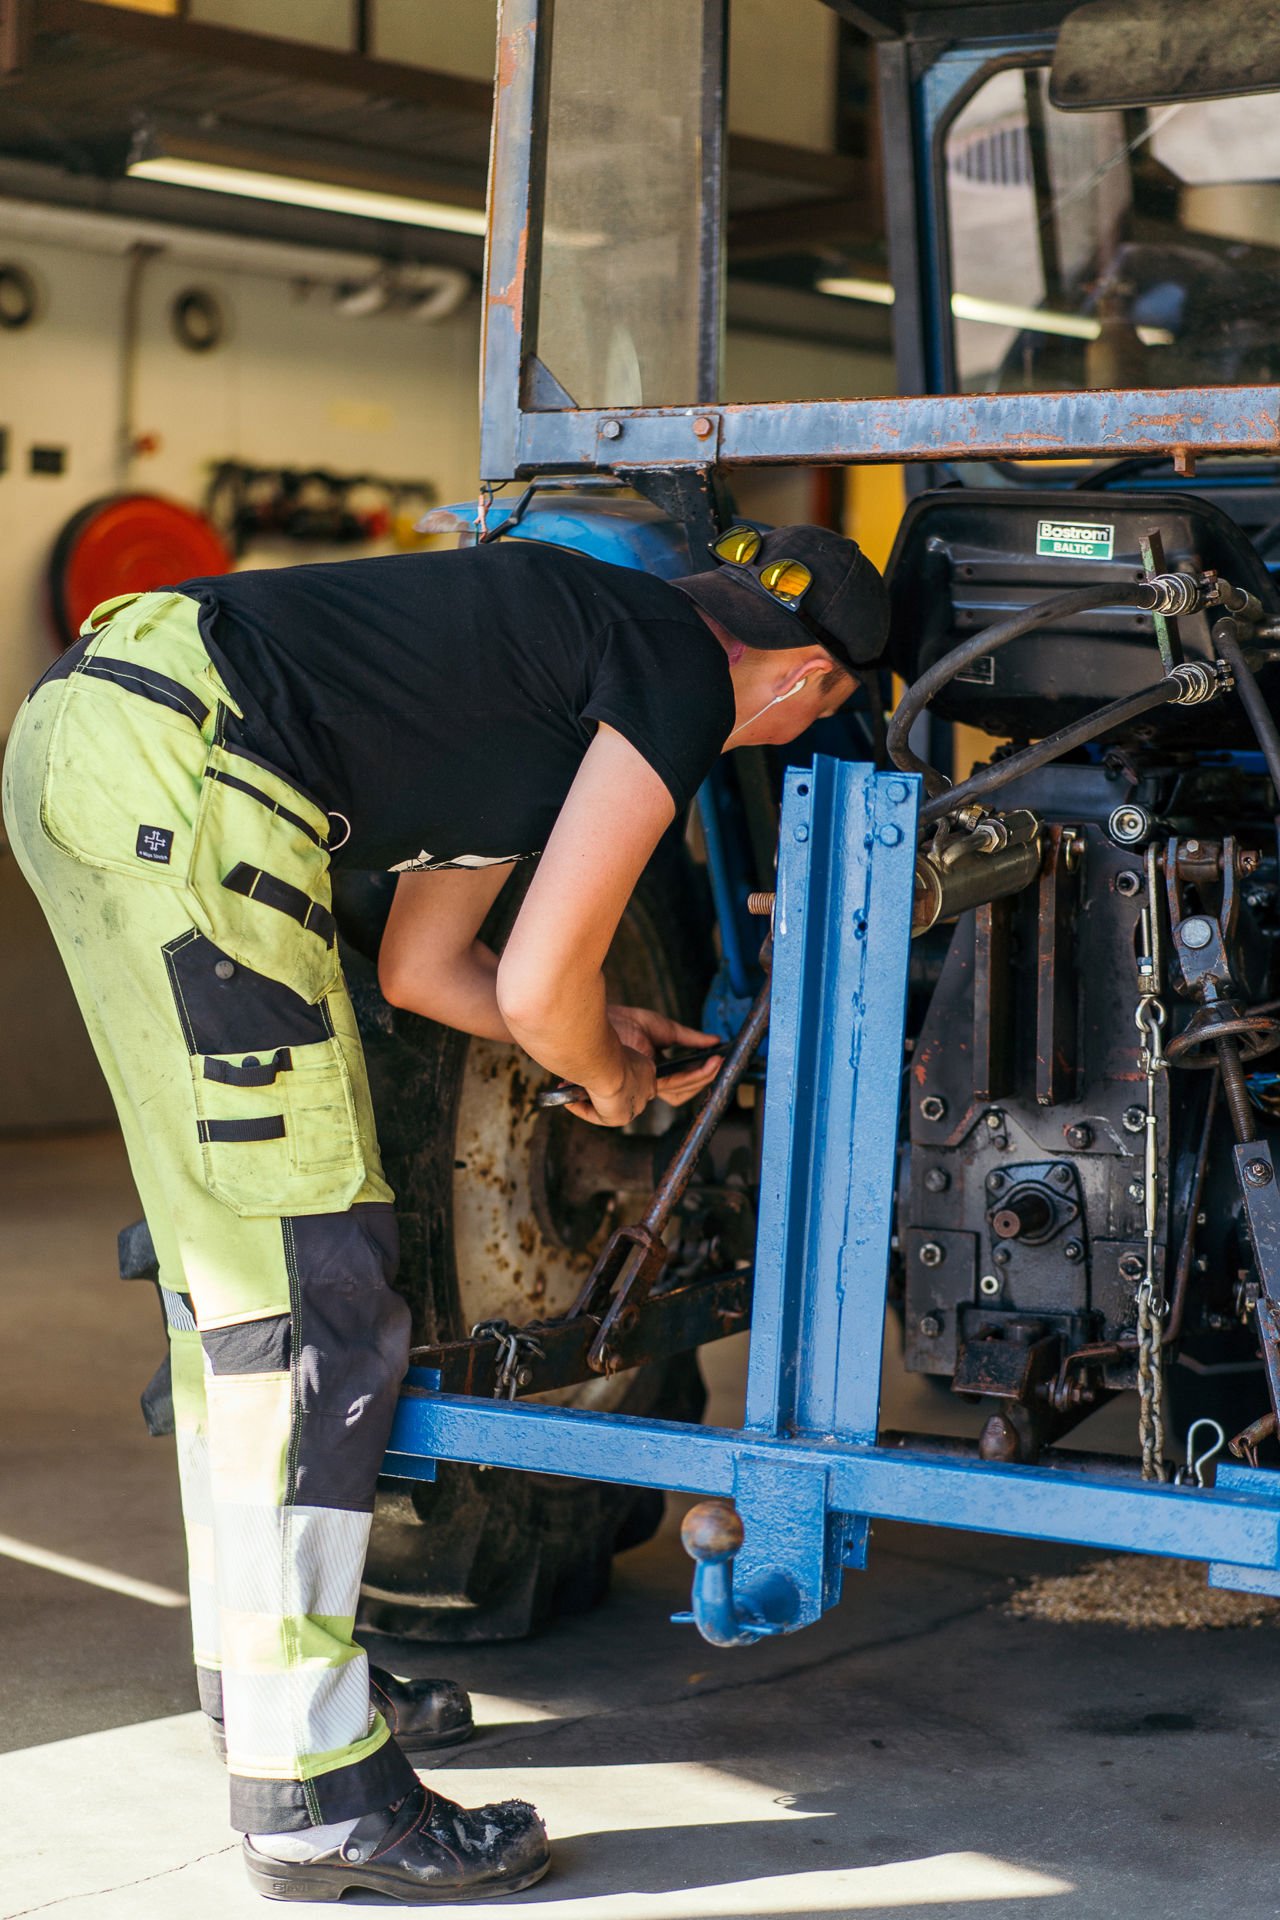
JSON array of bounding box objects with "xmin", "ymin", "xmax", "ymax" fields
[{"xmin": 346, "ymin": 0, "xmax": 1280, "ymax": 1647}]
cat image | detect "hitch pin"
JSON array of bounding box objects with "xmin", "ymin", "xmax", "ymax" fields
[{"xmin": 1177, "ymin": 1418, "xmax": 1226, "ymax": 1488}]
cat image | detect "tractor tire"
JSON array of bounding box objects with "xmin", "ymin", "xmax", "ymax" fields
[{"xmin": 336, "ymin": 837, "xmax": 716, "ymax": 1642}]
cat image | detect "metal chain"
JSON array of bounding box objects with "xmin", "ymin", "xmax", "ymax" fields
[
  {"xmin": 1134, "ymin": 842, "xmax": 1169, "ymax": 1481},
  {"xmin": 470, "ymin": 1318, "xmax": 546, "ymax": 1401}
]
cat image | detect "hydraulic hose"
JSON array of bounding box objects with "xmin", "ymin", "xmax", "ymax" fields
[
  {"xmin": 918, "ymin": 676, "xmax": 1180, "ymax": 828},
  {"xmin": 887, "ymin": 582, "xmax": 1155, "ymax": 799}
]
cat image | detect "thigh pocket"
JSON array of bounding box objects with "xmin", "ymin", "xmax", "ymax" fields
[
  {"xmin": 191, "ymin": 1039, "xmax": 365, "ymax": 1217},
  {"xmin": 37, "ymin": 661, "xmax": 208, "ymax": 883},
  {"xmin": 189, "ymin": 745, "xmax": 338, "ymax": 1005}
]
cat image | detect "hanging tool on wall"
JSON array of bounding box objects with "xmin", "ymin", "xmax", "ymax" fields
[{"xmin": 204, "ymin": 461, "xmax": 438, "ymax": 557}]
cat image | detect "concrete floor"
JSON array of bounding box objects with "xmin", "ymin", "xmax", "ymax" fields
[{"xmin": 4, "ymin": 1129, "xmax": 1280, "ymax": 1919}]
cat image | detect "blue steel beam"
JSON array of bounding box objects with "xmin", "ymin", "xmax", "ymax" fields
[
  {"xmin": 386, "ymin": 1396, "xmax": 1280, "ymax": 1580},
  {"xmin": 745, "ymin": 761, "xmax": 916, "ymax": 1450}
]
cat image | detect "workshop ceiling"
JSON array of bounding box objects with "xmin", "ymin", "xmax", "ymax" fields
[{"xmin": 0, "ymin": 0, "xmax": 888, "ymax": 353}]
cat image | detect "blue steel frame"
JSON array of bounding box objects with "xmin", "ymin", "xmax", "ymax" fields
[{"xmin": 387, "ymin": 760, "xmax": 1280, "ymax": 1639}]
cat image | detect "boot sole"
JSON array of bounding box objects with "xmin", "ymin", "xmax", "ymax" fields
[
  {"xmin": 243, "ymin": 1844, "xmax": 551, "ymax": 1904},
  {"xmin": 398, "ymin": 1718, "xmax": 475, "ymax": 1758}
]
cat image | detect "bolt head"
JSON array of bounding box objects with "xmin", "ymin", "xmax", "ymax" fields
[
  {"xmin": 920, "ymin": 1095, "xmax": 947, "ymax": 1123},
  {"xmin": 919, "ymin": 1241, "xmax": 945, "ymax": 1268},
  {"xmin": 1119, "ymin": 1252, "xmax": 1144, "ymax": 1280},
  {"xmin": 1052, "ymin": 1164, "xmax": 1073, "ymax": 1186},
  {"xmin": 923, "ymin": 1167, "xmax": 949, "ymax": 1193},
  {"xmin": 1123, "ymin": 1105, "xmax": 1146, "ymax": 1134},
  {"xmin": 979, "ymin": 1273, "xmax": 1001, "ymax": 1296},
  {"xmin": 1179, "ymin": 916, "xmax": 1214, "ymax": 950},
  {"xmin": 1064, "ymin": 1239, "xmax": 1084, "ymax": 1261},
  {"xmin": 600, "ymin": 418, "xmax": 622, "ymax": 440},
  {"xmin": 985, "ymin": 1109, "xmax": 1004, "ymax": 1130},
  {"xmin": 1245, "ymin": 1158, "xmax": 1274, "ymax": 1187},
  {"xmin": 918, "ymin": 1312, "xmax": 944, "ymax": 1339},
  {"xmin": 214, "ymin": 959, "xmax": 235, "ymax": 981},
  {"xmin": 1115, "ymin": 870, "xmax": 1142, "ymax": 898},
  {"xmin": 987, "ymin": 1170, "xmax": 1007, "ymax": 1194},
  {"xmin": 693, "ymin": 414, "xmax": 715, "ymax": 438},
  {"xmin": 1064, "ymin": 1123, "xmax": 1093, "ymax": 1149},
  {"xmin": 1127, "ymin": 1179, "xmax": 1144, "ymax": 1201},
  {"xmin": 994, "ymin": 1245, "xmax": 1012, "ymax": 1265}
]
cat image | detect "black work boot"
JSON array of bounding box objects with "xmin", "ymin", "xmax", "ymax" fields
[
  {"xmin": 242, "ymin": 1784, "xmax": 551, "ymax": 1904},
  {"xmin": 209, "ymin": 1666, "xmax": 473, "ymax": 1763}
]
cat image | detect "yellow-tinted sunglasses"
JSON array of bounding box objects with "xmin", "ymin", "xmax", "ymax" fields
[{"xmin": 712, "ymin": 526, "xmax": 814, "ymax": 610}]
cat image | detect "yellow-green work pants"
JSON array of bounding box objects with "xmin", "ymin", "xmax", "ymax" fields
[{"xmin": 2, "ymin": 590, "xmax": 418, "ymax": 1831}]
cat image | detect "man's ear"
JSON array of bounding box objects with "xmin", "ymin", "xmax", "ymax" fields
[{"xmin": 783, "ymin": 655, "xmax": 836, "ymax": 694}]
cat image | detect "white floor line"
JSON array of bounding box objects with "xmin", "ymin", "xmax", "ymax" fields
[{"xmin": 0, "ymin": 1531, "xmax": 188, "ymax": 1607}]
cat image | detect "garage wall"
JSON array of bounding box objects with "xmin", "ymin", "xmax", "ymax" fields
[{"xmin": 0, "ymin": 231, "xmax": 483, "ymax": 723}]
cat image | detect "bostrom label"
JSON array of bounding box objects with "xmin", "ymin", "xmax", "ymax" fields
[{"xmin": 1036, "ymin": 518, "xmax": 1114, "ymax": 560}]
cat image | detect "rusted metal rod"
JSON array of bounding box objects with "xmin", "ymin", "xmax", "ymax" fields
[
  {"xmin": 1216, "ymin": 1034, "xmax": 1256, "ymax": 1144},
  {"xmin": 636, "ymin": 976, "xmax": 771, "ymax": 1240}
]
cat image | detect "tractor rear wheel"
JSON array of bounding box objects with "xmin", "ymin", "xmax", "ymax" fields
[{"xmin": 338, "ymin": 840, "xmax": 715, "ymax": 1642}]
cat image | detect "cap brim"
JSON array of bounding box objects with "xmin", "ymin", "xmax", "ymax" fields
[{"xmin": 670, "ymin": 568, "xmax": 819, "ymax": 654}]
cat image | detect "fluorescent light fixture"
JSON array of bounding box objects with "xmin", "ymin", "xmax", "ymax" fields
[
  {"xmin": 817, "ymin": 275, "xmax": 1173, "ymax": 347},
  {"xmin": 815, "ymin": 274, "xmax": 896, "ymax": 307},
  {"xmin": 128, "ymin": 155, "xmax": 488, "ymax": 236}
]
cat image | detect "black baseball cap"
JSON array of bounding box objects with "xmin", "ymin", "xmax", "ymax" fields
[{"xmin": 670, "ymin": 524, "xmax": 889, "ymax": 674}]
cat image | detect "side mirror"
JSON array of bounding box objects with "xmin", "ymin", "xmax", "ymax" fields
[{"xmin": 1051, "ymin": 0, "xmax": 1280, "ymax": 110}]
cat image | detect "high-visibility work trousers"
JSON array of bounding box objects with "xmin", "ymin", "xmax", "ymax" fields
[{"xmin": 3, "ymin": 590, "xmax": 418, "ymax": 1831}]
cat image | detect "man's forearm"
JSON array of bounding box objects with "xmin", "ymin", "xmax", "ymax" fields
[
  {"xmin": 386, "ymin": 941, "xmax": 515, "ymax": 1041},
  {"xmin": 497, "ymin": 967, "xmax": 628, "ymax": 1094}
]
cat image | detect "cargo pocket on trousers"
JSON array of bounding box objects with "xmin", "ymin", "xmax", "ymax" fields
[
  {"xmin": 191, "ymin": 1039, "xmax": 365, "ymax": 1217},
  {"xmin": 188, "ymin": 744, "xmax": 339, "ymax": 1005},
  {"xmin": 37, "ymin": 654, "xmax": 209, "ymax": 883}
]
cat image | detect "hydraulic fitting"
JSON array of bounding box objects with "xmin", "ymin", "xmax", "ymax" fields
[{"xmin": 912, "ymin": 809, "xmax": 1042, "ymax": 935}]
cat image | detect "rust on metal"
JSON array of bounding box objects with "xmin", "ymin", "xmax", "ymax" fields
[
  {"xmin": 971, "ymin": 899, "xmax": 1013, "ymax": 1102},
  {"xmin": 1034, "ymin": 826, "xmax": 1081, "ymax": 1108},
  {"xmin": 406, "ymin": 1267, "xmax": 752, "ymax": 1399}
]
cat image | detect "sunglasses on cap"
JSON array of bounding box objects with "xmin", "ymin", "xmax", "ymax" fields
[{"xmin": 709, "ymin": 525, "xmax": 855, "ymax": 675}]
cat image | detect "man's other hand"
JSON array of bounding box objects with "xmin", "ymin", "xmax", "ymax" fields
[{"xmin": 564, "ymin": 1005, "xmax": 722, "ymax": 1125}]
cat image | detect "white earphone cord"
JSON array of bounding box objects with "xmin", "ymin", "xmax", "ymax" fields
[{"xmin": 725, "ymin": 677, "xmax": 808, "ymax": 743}]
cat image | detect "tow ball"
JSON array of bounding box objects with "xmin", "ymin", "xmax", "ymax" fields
[{"xmin": 672, "ymin": 1500, "xmax": 799, "ymax": 1647}]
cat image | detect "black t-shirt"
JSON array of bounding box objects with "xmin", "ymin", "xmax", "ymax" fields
[{"xmin": 179, "ymin": 543, "xmax": 735, "ymax": 871}]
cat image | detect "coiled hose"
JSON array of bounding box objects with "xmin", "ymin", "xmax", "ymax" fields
[{"xmin": 886, "ymin": 581, "xmax": 1158, "ymax": 803}]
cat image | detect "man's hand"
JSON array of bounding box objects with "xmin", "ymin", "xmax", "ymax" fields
[{"xmin": 563, "ymin": 1004, "xmax": 723, "ymax": 1126}]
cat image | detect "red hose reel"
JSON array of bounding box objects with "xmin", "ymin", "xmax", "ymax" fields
[{"xmin": 48, "ymin": 493, "xmax": 232, "ymax": 650}]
